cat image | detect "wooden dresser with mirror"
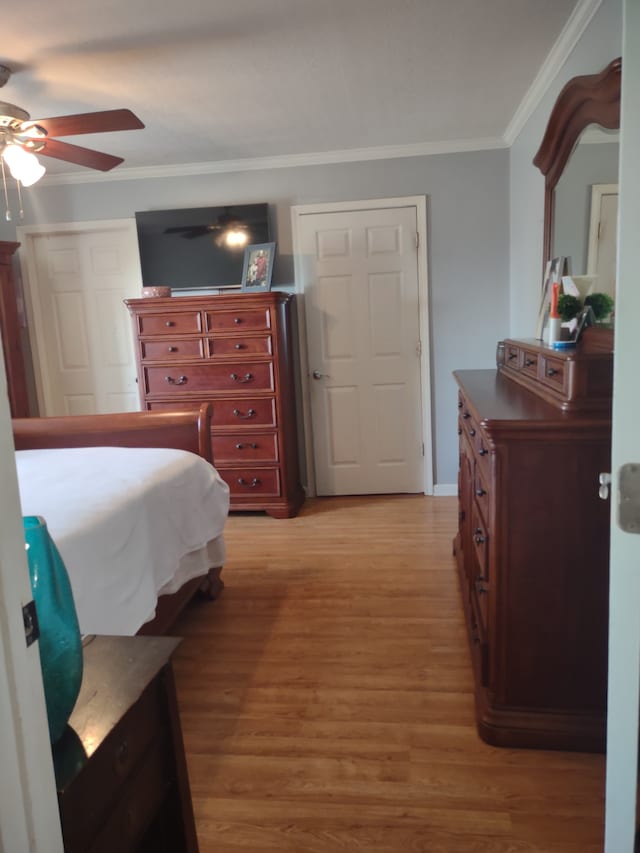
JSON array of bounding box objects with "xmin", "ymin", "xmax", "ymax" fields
[{"xmin": 454, "ymin": 59, "xmax": 620, "ymax": 752}]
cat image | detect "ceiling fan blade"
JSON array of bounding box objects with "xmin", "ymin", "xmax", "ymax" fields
[
  {"xmin": 27, "ymin": 109, "xmax": 144, "ymax": 138},
  {"xmin": 164, "ymin": 226, "xmax": 215, "ymax": 239},
  {"xmin": 39, "ymin": 138, "xmax": 124, "ymax": 171}
]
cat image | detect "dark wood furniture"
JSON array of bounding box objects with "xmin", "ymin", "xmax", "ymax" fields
[
  {"xmin": 0, "ymin": 240, "xmax": 30, "ymax": 417},
  {"xmin": 12, "ymin": 404, "xmax": 223, "ymax": 633},
  {"xmin": 125, "ymin": 291, "xmax": 304, "ymax": 518},
  {"xmin": 497, "ymin": 337, "xmax": 613, "ymax": 412},
  {"xmin": 453, "ymin": 341, "xmax": 612, "ymax": 751},
  {"xmin": 53, "ymin": 635, "xmax": 198, "ymax": 852}
]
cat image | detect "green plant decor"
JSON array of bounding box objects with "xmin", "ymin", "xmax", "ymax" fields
[
  {"xmin": 557, "ymin": 294, "xmax": 582, "ymax": 322},
  {"xmin": 584, "ymin": 292, "xmax": 615, "ymax": 321}
]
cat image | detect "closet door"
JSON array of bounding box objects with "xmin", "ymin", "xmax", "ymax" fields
[{"xmin": 0, "ymin": 241, "xmax": 29, "ymax": 417}]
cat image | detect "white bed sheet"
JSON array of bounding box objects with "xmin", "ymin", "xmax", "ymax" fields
[{"xmin": 16, "ymin": 446, "xmax": 230, "ymax": 636}]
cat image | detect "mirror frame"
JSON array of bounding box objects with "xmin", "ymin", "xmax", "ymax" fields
[{"xmin": 533, "ymin": 57, "xmax": 621, "ymax": 269}]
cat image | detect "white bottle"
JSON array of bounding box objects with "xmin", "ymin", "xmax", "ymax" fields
[{"xmin": 548, "ymin": 316, "xmax": 562, "ymax": 345}]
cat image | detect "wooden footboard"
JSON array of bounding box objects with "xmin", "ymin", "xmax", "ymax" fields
[
  {"xmin": 13, "ymin": 403, "xmax": 221, "ymax": 636},
  {"xmin": 12, "ymin": 403, "xmax": 212, "ymax": 463}
]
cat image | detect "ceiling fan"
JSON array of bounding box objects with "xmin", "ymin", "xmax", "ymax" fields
[
  {"xmin": 165, "ymin": 210, "xmax": 251, "ymax": 247},
  {"xmin": 0, "ymin": 63, "xmax": 144, "ymax": 185}
]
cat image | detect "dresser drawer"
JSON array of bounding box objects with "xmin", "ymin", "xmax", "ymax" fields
[
  {"xmin": 205, "ymin": 308, "xmax": 271, "ymax": 333},
  {"xmin": 504, "ymin": 343, "xmax": 520, "ymax": 368},
  {"xmin": 474, "ymin": 428, "xmax": 491, "ymax": 477},
  {"xmin": 212, "ymin": 432, "xmax": 278, "ymax": 463},
  {"xmin": 140, "ymin": 339, "xmax": 205, "ymax": 361},
  {"xmin": 212, "ymin": 397, "xmax": 277, "ymax": 427},
  {"xmin": 208, "ymin": 335, "xmax": 273, "ymax": 357},
  {"xmin": 144, "ymin": 362, "xmax": 274, "ymax": 395},
  {"xmin": 57, "ymin": 681, "xmax": 162, "ymax": 852},
  {"xmin": 136, "ymin": 312, "xmax": 202, "ymax": 336},
  {"xmin": 86, "ymin": 737, "xmax": 172, "ymax": 853},
  {"xmin": 540, "ymin": 355, "xmax": 566, "ymax": 393},
  {"xmin": 473, "ymin": 464, "xmax": 490, "ymax": 520},
  {"xmin": 471, "ymin": 500, "xmax": 489, "ymax": 585},
  {"xmin": 222, "ymin": 467, "xmax": 281, "ymax": 497},
  {"xmin": 470, "ymin": 591, "xmax": 489, "ymax": 688},
  {"xmin": 521, "ymin": 348, "xmax": 539, "ymax": 378}
]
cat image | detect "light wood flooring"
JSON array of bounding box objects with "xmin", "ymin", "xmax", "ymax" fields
[{"xmin": 172, "ymin": 495, "xmax": 605, "ymax": 853}]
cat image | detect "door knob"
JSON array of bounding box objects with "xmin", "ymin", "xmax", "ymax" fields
[{"xmin": 312, "ymin": 370, "xmax": 326, "ymax": 380}]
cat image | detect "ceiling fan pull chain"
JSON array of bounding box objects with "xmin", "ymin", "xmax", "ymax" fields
[{"xmin": 16, "ymin": 178, "xmax": 24, "ymax": 220}]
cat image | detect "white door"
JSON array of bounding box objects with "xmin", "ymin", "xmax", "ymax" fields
[
  {"xmin": 604, "ymin": 6, "xmax": 640, "ymax": 850},
  {"xmin": 0, "ymin": 356, "xmax": 64, "ymax": 852},
  {"xmin": 587, "ymin": 183, "xmax": 618, "ymax": 298},
  {"xmin": 20, "ymin": 221, "xmax": 142, "ymax": 416},
  {"xmin": 295, "ymin": 202, "xmax": 427, "ymax": 496}
]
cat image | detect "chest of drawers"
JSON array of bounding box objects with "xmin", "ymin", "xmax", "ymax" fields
[
  {"xmin": 453, "ymin": 357, "xmax": 611, "ymax": 752},
  {"xmin": 53, "ymin": 635, "xmax": 198, "ymax": 852},
  {"xmin": 125, "ymin": 292, "xmax": 304, "ymax": 518}
]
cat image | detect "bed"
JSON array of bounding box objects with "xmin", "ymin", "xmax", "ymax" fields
[{"xmin": 12, "ymin": 403, "xmax": 230, "ymax": 636}]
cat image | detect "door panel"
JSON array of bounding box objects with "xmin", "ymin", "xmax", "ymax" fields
[
  {"xmin": 299, "ymin": 205, "xmax": 423, "ymax": 496},
  {"xmin": 27, "ymin": 224, "xmax": 142, "ymax": 415},
  {"xmin": 604, "ymin": 4, "xmax": 640, "ymax": 849}
]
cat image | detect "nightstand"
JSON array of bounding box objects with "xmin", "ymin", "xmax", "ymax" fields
[{"xmin": 52, "ymin": 635, "xmax": 198, "ymax": 852}]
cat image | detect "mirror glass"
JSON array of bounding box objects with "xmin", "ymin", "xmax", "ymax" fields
[{"xmin": 552, "ymin": 125, "xmax": 619, "ymax": 298}]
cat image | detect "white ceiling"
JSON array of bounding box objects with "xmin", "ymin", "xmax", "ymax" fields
[{"xmin": 0, "ymin": 0, "xmax": 580, "ymax": 178}]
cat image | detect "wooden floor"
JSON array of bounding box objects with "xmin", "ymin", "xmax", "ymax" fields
[{"xmin": 172, "ymin": 495, "xmax": 605, "ymax": 853}]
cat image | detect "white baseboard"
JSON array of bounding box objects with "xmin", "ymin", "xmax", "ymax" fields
[{"xmin": 433, "ymin": 484, "xmax": 458, "ymax": 497}]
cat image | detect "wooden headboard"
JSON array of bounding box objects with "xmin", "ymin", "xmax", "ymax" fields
[{"xmin": 12, "ymin": 403, "xmax": 213, "ymax": 463}]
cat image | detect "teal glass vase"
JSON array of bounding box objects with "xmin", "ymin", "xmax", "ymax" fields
[{"xmin": 23, "ymin": 516, "xmax": 83, "ymax": 744}]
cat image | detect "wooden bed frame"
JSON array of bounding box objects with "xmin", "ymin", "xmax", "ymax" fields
[{"xmin": 12, "ymin": 403, "xmax": 224, "ymax": 636}]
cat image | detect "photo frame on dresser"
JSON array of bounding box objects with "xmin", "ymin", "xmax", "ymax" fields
[{"xmin": 241, "ymin": 242, "xmax": 275, "ymax": 292}]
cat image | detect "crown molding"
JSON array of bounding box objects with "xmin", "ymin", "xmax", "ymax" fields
[
  {"xmin": 33, "ymin": 0, "xmax": 602, "ymax": 189},
  {"xmin": 503, "ymin": 0, "xmax": 603, "ymax": 146},
  {"xmin": 38, "ymin": 136, "xmax": 507, "ymax": 187}
]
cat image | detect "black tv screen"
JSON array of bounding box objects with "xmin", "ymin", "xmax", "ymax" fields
[{"xmin": 135, "ymin": 203, "xmax": 271, "ymax": 290}]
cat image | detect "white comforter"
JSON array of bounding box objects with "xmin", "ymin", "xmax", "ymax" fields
[{"xmin": 16, "ymin": 446, "xmax": 230, "ymax": 635}]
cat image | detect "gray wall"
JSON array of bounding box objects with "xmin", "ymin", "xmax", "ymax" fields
[{"xmin": 1, "ymin": 148, "xmax": 509, "ymax": 487}]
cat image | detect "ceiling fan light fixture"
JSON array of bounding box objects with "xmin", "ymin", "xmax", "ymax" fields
[
  {"xmin": 224, "ymin": 229, "xmax": 248, "ymax": 247},
  {"xmin": 2, "ymin": 143, "xmax": 46, "ymax": 186}
]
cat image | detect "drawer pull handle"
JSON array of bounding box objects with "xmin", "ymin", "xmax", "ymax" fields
[
  {"xmin": 457, "ymin": 427, "xmax": 462, "ymax": 435},
  {"xmin": 115, "ymin": 739, "xmax": 129, "ymax": 767},
  {"xmin": 237, "ymin": 477, "xmax": 260, "ymax": 487},
  {"xmin": 479, "ymin": 448, "xmax": 488, "ymax": 456},
  {"xmin": 230, "ymin": 372, "xmax": 253, "ymax": 383},
  {"xmin": 236, "ymin": 442, "xmax": 258, "ymax": 450},
  {"xmin": 458, "ymin": 400, "xmax": 463, "ymax": 409},
  {"xmin": 165, "ymin": 320, "xmax": 174, "ymax": 327},
  {"xmin": 547, "ymin": 367, "xmax": 558, "ymax": 376},
  {"xmin": 477, "ymin": 584, "xmax": 489, "ymax": 595},
  {"xmin": 474, "ymin": 532, "xmax": 486, "ymax": 545},
  {"xmin": 235, "ymin": 343, "xmax": 244, "ymax": 350},
  {"xmin": 234, "ymin": 317, "xmax": 242, "ymax": 324},
  {"xmin": 469, "ymin": 428, "xmax": 476, "ymax": 437},
  {"xmin": 508, "ymin": 352, "xmax": 517, "ymax": 360},
  {"xmin": 165, "ymin": 375, "xmax": 187, "ymax": 385},
  {"xmin": 463, "ymin": 412, "xmax": 470, "ymax": 420},
  {"xmin": 475, "ymin": 488, "xmax": 486, "ymax": 497},
  {"xmin": 167, "ymin": 346, "xmax": 177, "ymax": 352},
  {"xmin": 525, "ymin": 358, "xmax": 534, "ymax": 367},
  {"xmin": 233, "ymin": 408, "xmax": 256, "ymax": 419}
]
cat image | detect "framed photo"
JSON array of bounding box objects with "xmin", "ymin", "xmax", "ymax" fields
[{"xmin": 241, "ymin": 242, "xmax": 275, "ymax": 292}]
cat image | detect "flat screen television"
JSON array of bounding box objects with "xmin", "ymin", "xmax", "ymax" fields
[{"xmin": 135, "ymin": 203, "xmax": 271, "ymax": 291}]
